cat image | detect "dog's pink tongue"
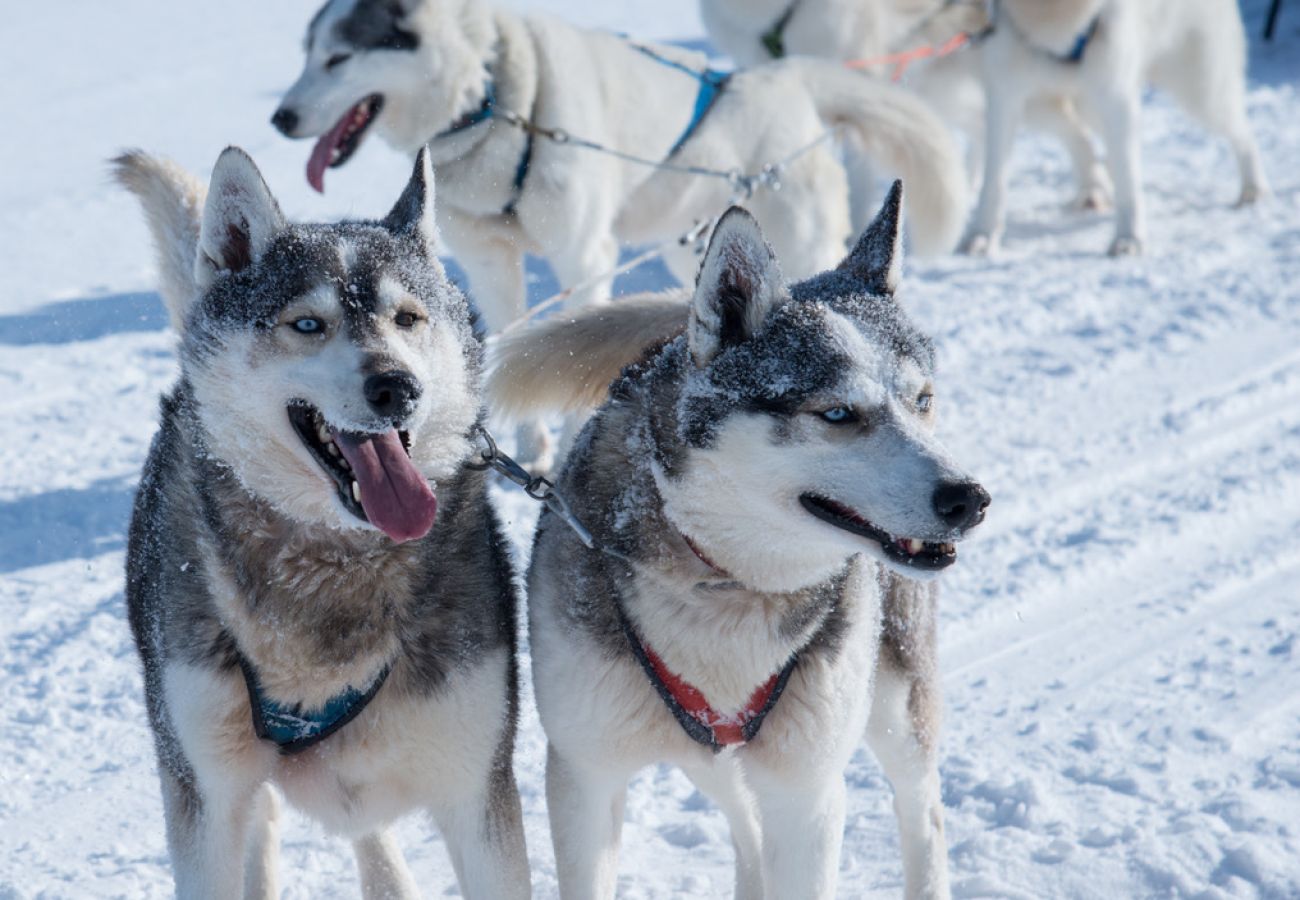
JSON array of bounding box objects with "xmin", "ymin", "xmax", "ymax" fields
[
  {"xmin": 334, "ymin": 429, "xmax": 437, "ymax": 543},
  {"xmin": 306, "ymin": 109, "xmax": 357, "ymax": 194}
]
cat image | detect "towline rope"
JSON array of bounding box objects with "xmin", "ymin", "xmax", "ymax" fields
[{"xmin": 489, "ymin": 120, "xmax": 839, "ymax": 334}]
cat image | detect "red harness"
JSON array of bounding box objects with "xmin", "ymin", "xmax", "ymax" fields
[{"xmin": 618, "ymin": 534, "xmax": 799, "ymax": 751}]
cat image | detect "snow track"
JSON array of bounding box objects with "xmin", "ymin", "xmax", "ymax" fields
[{"xmin": 1, "ymin": 0, "xmax": 1297, "ymax": 896}]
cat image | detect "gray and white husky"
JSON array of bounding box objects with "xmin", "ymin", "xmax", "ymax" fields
[
  {"xmin": 115, "ymin": 146, "xmax": 528, "ymax": 898},
  {"xmin": 271, "ymin": 0, "xmax": 968, "ymax": 336},
  {"xmin": 489, "ymin": 184, "xmax": 989, "ymax": 899}
]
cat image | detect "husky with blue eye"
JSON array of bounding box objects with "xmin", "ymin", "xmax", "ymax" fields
[
  {"xmin": 115, "ymin": 146, "xmax": 528, "ymax": 899},
  {"xmin": 490, "ymin": 183, "xmax": 989, "ymax": 899}
]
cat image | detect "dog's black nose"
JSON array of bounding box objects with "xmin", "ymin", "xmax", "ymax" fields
[
  {"xmin": 932, "ymin": 481, "xmax": 991, "ymax": 531},
  {"xmin": 364, "ymin": 371, "xmax": 422, "ymax": 419},
  {"xmin": 271, "ymin": 107, "xmax": 299, "ymax": 136}
]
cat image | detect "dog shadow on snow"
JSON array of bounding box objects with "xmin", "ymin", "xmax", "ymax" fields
[
  {"xmin": 0, "ymin": 478, "xmax": 137, "ymax": 574},
  {"xmin": 0, "ymin": 291, "xmax": 168, "ymax": 346}
]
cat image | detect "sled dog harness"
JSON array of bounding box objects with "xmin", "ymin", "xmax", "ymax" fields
[
  {"xmin": 433, "ymin": 79, "xmax": 533, "ymax": 216},
  {"xmin": 466, "ymin": 425, "xmax": 802, "ymax": 753},
  {"xmin": 629, "ymin": 44, "xmax": 732, "ymax": 157},
  {"xmin": 238, "ymin": 654, "xmax": 391, "ymax": 755},
  {"xmin": 983, "ymin": 0, "xmax": 1099, "ymax": 64}
]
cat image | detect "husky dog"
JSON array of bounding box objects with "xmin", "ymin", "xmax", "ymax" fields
[
  {"xmin": 114, "ymin": 146, "xmax": 528, "ymax": 898},
  {"xmin": 700, "ymin": 0, "xmax": 1112, "ymax": 227},
  {"xmin": 272, "ymin": 0, "xmax": 968, "ymax": 335},
  {"xmin": 963, "ymin": 0, "xmax": 1270, "ymax": 256},
  {"xmin": 489, "ymin": 184, "xmax": 989, "ymax": 899}
]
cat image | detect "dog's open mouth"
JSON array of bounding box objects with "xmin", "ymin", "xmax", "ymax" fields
[
  {"xmin": 307, "ymin": 94, "xmax": 383, "ymax": 193},
  {"xmin": 287, "ymin": 401, "xmax": 436, "ymax": 543},
  {"xmin": 799, "ymin": 495, "xmax": 956, "ymax": 570}
]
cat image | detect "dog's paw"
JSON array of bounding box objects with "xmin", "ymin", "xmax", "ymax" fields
[
  {"xmin": 1070, "ymin": 185, "xmax": 1112, "ymax": 213},
  {"xmin": 960, "ymin": 232, "xmax": 997, "ymax": 256},
  {"xmin": 1107, "ymin": 236, "xmax": 1143, "ymax": 257},
  {"xmin": 1236, "ymin": 184, "xmax": 1271, "ymax": 207}
]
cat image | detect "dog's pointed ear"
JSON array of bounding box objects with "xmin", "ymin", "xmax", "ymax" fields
[
  {"xmin": 383, "ymin": 146, "xmax": 438, "ymax": 257},
  {"xmin": 838, "ymin": 179, "xmax": 903, "ymax": 296},
  {"xmin": 195, "ymin": 147, "xmax": 285, "ymax": 289},
  {"xmin": 688, "ymin": 207, "xmax": 784, "ymax": 368}
]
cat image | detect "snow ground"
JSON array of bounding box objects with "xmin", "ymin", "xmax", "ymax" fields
[{"xmin": 1, "ymin": 0, "xmax": 1298, "ymax": 896}]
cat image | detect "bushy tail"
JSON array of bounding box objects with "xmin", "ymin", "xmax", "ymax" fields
[
  {"xmin": 111, "ymin": 150, "xmax": 206, "ymax": 331},
  {"xmin": 486, "ymin": 294, "xmax": 689, "ymax": 419},
  {"xmin": 795, "ymin": 60, "xmax": 968, "ymax": 256}
]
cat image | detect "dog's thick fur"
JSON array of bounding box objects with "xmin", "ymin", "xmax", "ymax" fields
[
  {"xmin": 963, "ymin": 0, "xmax": 1269, "ymax": 256},
  {"xmin": 489, "ymin": 187, "xmax": 988, "ymax": 899},
  {"xmin": 274, "ymin": 0, "xmax": 968, "ymax": 335},
  {"xmin": 115, "ymin": 147, "xmax": 528, "ymax": 898},
  {"xmin": 700, "ymin": 0, "xmax": 1113, "ymax": 225}
]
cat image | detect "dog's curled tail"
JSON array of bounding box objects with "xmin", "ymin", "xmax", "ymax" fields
[
  {"xmin": 796, "ymin": 60, "xmax": 968, "ymax": 256},
  {"xmin": 486, "ymin": 294, "xmax": 689, "ymax": 420},
  {"xmin": 111, "ymin": 150, "xmax": 206, "ymax": 332}
]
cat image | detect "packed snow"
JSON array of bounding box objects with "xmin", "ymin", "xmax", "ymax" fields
[{"xmin": 1, "ymin": 0, "xmax": 1298, "ymax": 896}]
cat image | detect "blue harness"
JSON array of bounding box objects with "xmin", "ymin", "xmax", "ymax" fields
[
  {"xmin": 239, "ymin": 655, "xmax": 391, "ymax": 755},
  {"xmin": 984, "ymin": 0, "xmax": 1099, "ymax": 64},
  {"xmin": 434, "ymin": 80, "xmax": 533, "ymax": 215},
  {"xmin": 630, "ymin": 44, "xmax": 732, "ymax": 156}
]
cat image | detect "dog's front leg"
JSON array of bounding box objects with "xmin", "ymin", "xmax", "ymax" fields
[
  {"xmin": 867, "ymin": 664, "xmax": 950, "ymax": 900},
  {"xmin": 1093, "ymin": 82, "xmax": 1145, "ymax": 256},
  {"xmin": 962, "ymin": 78, "xmax": 1022, "ymax": 256},
  {"xmin": 439, "ymin": 207, "xmax": 527, "ymax": 333},
  {"xmin": 546, "ymin": 743, "xmax": 630, "ymax": 900},
  {"xmin": 243, "ymin": 783, "xmax": 281, "ymax": 900},
  {"xmin": 681, "ymin": 756, "xmax": 764, "ymax": 900},
  {"xmin": 352, "ymin": 829, "xmax": 420, "ymax": 900},
  {"xmin": 748, "ymin": 765, "xmax": 848, "ymax": 900},
  {"xmin": 159, "ymin": 766, "xmax": 261, "ymax": 899},
  {"xmin": 431, "ymin": 772, "xmax": 531, "ymax": 900}
]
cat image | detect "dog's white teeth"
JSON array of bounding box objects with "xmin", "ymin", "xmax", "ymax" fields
[
  {"xmin": 317, "ymin": 423, "xmax": 331, "ymax": 443},
  {"xmin": 338, "ymin": 456, "xmax": 350, "ymax": 470},
  {"xmin": 327, "ymin": 441, "xmax": 340, "ymax": 457},
  {"xmin": 351, "ymin": 481, "xmax": 362, "ymax": 503},
  {"xmin": 906, "ymin": 538, "xmax": 925, "ymax": 555}
]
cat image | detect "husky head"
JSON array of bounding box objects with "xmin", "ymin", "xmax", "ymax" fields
[
  {"xmin": 273, "ymin": 0, "xmax": 490, "ymax": 192},
  {"xmin": 180, "ymin": 146, "xmax": 478, "ymax": 543},
  {"xmin": 650, "ymin": 183, "xmax": 989, "ymax": 589}
]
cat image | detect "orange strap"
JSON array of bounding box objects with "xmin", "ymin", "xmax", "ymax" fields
[{"xmin": 844, "ymin": 31, "xmax": 971, "ymax": 82}]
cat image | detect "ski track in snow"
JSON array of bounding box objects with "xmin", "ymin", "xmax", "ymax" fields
[{"xmin": 2, "ymin": 1, "xmax": 1298, "ymax": 896}]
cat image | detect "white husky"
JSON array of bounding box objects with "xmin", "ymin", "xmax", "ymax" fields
[
  {"xmin": 699, "ymin": 0, "xmax": 1113, "ymax": 226},
  {"xmin": 273, "ymin": 0, "xmax": 968, "ymax": 336},
  {"xmin": 963, "ymin": 0, "xmax": 1270, "ymax": 256}
]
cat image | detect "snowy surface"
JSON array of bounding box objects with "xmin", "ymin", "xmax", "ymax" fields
[{"xmin": 2, "ymin": 0, "xmax": 1298, "ymax": 896}]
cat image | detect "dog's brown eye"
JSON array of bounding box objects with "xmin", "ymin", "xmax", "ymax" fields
[
  {"xmin": 394, "ymin": 311, "xmax": 419, "ymax": 329},
  {"xmin": 917, "ymin": 392, "xmax": 934, "ymax": 413},
  {"xmin": 324, "ymin": 52, "xmax": 352, "ymax": 70}
]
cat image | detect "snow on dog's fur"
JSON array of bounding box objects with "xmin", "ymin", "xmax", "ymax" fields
[
  {"xmin": 489, "ymin": 184, "xmax": 989, "ymax": 899},
  {"xmin": 113, "ymin": 147, "xmax": 528, "ymax": 899},
  {"xmin": 963, "ymin": 0, "xmax": 1270, "ymax": 256},
  {"xmin": 272, "ymin": 0, "xmax": 968, "ymax": 335}
]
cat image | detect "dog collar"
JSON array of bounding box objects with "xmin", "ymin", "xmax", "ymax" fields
[
  {"xmin": 760, "ymin": 1, "xmax": 799, "ymax": 59},
  {"xmin": 436, "ymin": 81, "xmax": 498, "ymax": 137},
  {"xmin": 622, "ymin": 615, "xmax": 797, "ymax": 752},
  {"xmin": 238, "ymin": 655, "xmax": 390, "ymax": 755}
]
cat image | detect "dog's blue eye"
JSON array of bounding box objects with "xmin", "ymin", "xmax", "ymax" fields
[
  {"xmin": 292, "ymin": 317, "xmax": 323, "ymax": 334},
  {"xmin": 917, "ymin": 393, "xmax": 933, "ymax": 412},
  {"xmin": 324, "ymin": 53, "xmax": 352, "ymax": 70},
  {"xmin": 820, "ymin": 407, "xmax": 856, "ymax": 424}
]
